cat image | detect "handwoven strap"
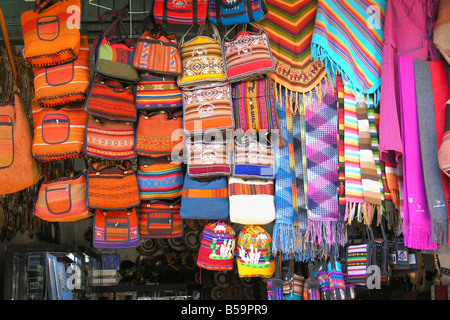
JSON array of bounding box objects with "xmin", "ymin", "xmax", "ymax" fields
[
  {"xmin": 0, "ymin": 9, "xmax": 17, "ymax": 84},
  {"xmin": 182, "ymin": 187, "xmax": 228, "ymax": 198}
]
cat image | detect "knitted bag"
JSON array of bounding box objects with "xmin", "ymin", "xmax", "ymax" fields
[
  {"xmin": 222, "ymin": 23, "xmax": 275, "ymax": 83},
  {"xmin": 180, "ymin": 174, "xmax": 229, "ymax": 220},
  {"xmin": 138, "ymin": 198, "xmax": 183, "ymax": 238},
  {"xmin": 177, "ymin": 23, "xmax": 227, "ymax": 88},
  {"xmin": 20, "ymin": 0, "xmax": 81, "ymax": 68},
  {"xmin": 132, "ymin": 17, "xmax": 182, "ymax": 76},
  {"xmin": 93, "ymin": 7, "xmax": 139, "ymax": 83},
  {"xmin": 233, "ymin": 132, "xmax": 275, "ymax": 179},
  {"xmin": 208, "ymin": 0, "xmax": 268, "ymax": 26},
  {"xmin": 236, "ymin": 225, "xmax": 275, "ymax": 278},
  {"xmin": 182, "ymin": 82, "xmax": 234, "ymax": 133},
  {"xmin": 32, "ymin": 101, "xmax": 87, "ymax": 162},
  {"xmin": 228, "ymin": 176, "xmax": 275, "ymax": 225},
  {"xmin": 137, "ymin": 158, "xmax": 184, "ymax": 200},
  {"xmin": 153, "ymin": 0, "xmax": 209, "ymax": 25},
  {"xmin": 93, "ymin": 207, "xmax": 140, "ymax": 248},
  {"xmin": 232, "ymin": 76, "xmax": 277, "ymax": 133},
  {"xmin": 186, "ymin": 133, "xmax": 232, "ymax": 177},
  {"xmin": 33, "ymin": 170, "xmax": 92, "ymax": 222},
  {"xmin": 84, "ymin": 74, "xmax": 136, "ymax": 122},
  {"xmin": 33, "ymin": 35, "xmax": 90, "ymax": 108},
  {"xmin": 197, "ymin": 220, "xmax": 236, "ymax": 271},
  {"xmin": 84, "ymin": 115, "xmax": 136, "ymax": 160},
  {"xmin": 86, "ymin": 161, "xmax": 140, "ymax": 210},
  {"xmin": 135, "ymin": 109, "xmax": 184, "ymax": 160},
  {"xmin": 135, "ymin": 74, "xmax": 183, "ymax": 110}
]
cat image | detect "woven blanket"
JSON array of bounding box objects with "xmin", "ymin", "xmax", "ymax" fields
[
  {"xmin": 413, "ymin": 59, "xmax": 450, "ymax": 245},
  {"xmin": 311, "ymin": 0, "xmax": 386, "ymax": 102},
  {"xmin": 343, "ymin": 82, "xmax": 364, "ymax": 223},
  {"xmin": 305, "ymin": 79, "xmax": 345, "ymax": 249},
  {"xmin": 398, "ymin": 56, "xmax": 437, "ymax": 250},
  {"xmin": 258, "ymin": 0, "xmax": 327, "ymax": 94}
]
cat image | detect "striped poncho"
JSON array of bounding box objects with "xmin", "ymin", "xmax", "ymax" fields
[{"xmin": 258, "ymin": 0, "xmax": 328, "ymax": 98}]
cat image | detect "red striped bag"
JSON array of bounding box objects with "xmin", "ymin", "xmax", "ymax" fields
[
  {"xmin": 133, "ymin": 21, "xmax": 182, "ymax": 76},
  {"xmin": 136, "ymin": 74, "xmax": 183, "ymax": 110},
  {"xmin": 138, "ymin": 199, "xmax": 183, "ymax": 238},
  {"xmin": 93, "ymin": 207, "xmax": 140, "ymax": 248},
  {"xmin": 85, "ymin": 74, "xmax": 137, "ymax": 122},
  {"xmin": 33, "ymin": 35, "xmax": 90, "ymax": 108},
  {"xmin": 136, "ymin": 110, "xmax": 184, "ymax": 160},
  {"xmin": 84, "ymin": 115, "xmax": 136, "ymax": 160},
  {"xmin": 153, "ymin": 0, "xmax": 208, "ymax": 25},
  {"xmin": 223, "ymin": 23, "xmax": 275, "ymax": 83}
]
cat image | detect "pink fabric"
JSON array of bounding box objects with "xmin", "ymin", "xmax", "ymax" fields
[
  {"xmin": 398, "ymin": 56, "xmax": 437, "ymax": 250},
  {"xmin": 379, "ymin": 0, "xmax": 441, "ymax": 166}
]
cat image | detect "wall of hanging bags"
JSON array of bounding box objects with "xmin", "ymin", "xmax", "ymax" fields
[
  {"xmin": 13, "ymin": 0, "xmax": 280, "ymax": 284},
  {"xmin": 1, "ymin": 0, "xmax": 448, "ymax": 301}
]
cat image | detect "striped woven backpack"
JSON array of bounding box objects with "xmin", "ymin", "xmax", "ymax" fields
[
  {"xmin": 93, "ymin": 207, "xmax": 140, "ymax": 248},
  {"xmin": 138, "ymin": 198, "xmax": 183, "ymax": 238}
]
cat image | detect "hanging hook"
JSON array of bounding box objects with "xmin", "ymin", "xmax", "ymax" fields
[{"xmin": 89, "ymin": 0, "xmax": 112, "ymax": 11}]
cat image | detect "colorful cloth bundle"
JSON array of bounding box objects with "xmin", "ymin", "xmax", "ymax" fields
[
  {"xmin": 257, "ymin": 0, "xmax": 327, "ymax": 95},
  {"xmin": 305, "ymin": 79, "xmax": 345, "ymax": 249},
  {"xmin": 311, "ymin": 0, "xmax": 386, "ymax": 102}
]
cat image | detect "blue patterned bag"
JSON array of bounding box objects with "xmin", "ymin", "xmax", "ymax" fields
[{"xmin": 208, "ymin": 0, "xmax": 267, "ymax": 26}]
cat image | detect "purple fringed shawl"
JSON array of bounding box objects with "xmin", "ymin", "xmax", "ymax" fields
[{"xmin": 305, "ymin": 80, "xmax": 345, "ymax": 249}]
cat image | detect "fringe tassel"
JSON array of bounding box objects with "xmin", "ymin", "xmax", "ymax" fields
[
  {"xmin": 390, "ymin": 188, "xmax": 400, "ymax": 210},
  {"xmin": 306, "ymin": 220, "xmax": 347, "ymax": 250},
  {"xmin": 432, "ymin": 220, "xmax": 449, "ymax": 245},
  {"xmin": 406, "ymin": 224, "xmax": 438, "ymax": 250}
]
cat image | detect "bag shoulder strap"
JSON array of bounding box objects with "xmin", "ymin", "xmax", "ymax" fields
[{"xmin": 0, "ymin": 9, "xmax": 17, "ymax": 86}]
